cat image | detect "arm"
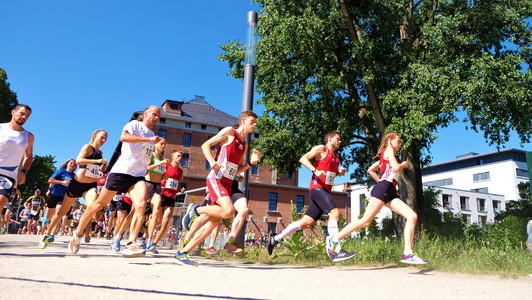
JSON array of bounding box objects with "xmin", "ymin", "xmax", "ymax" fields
[
  {"xmin": 236, "ymin": 147, "xmax": 261, "ymax": 174},
  {"xmin": 201, "ymin": 127, "xmax": 233, "ymax": 171},
  {"xmin": 17, "ymin": 132, "xmax": 34, "ymax": 185},
  {"xmin": 76, "ymin": 144, "xmax": 107, "ymax": 166},
  {"xmin": 120, "ymin": 130, "xmax": 161, "ymax": 144},
  {"xmin": 367, "ymin": 161, "xmax": 381, "ymax": 183},
  {"xmin": 384, "ymin": 147, "xmax": 408, "ymax": 173},
  {"xmin": 299, "ymin": 145, "xmax": 327, "ymax": 178},
  {"xmin": 147, "ymin": 158, "xmax": 168, "ymax": 172}
]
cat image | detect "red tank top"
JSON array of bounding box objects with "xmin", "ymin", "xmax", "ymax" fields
[
  {"xmin": 379, "ymin": 150, "xmax": 398, "ymax": 187},
  {"xmin": 161, "ymin": 163, "xmax": 183, "ymax": 198},
  {"xmin": 207, "ymin": 128, "xmax": 246, "ymax": 185},
  {"xmin": 309, "ymin": 147, "xmax": 340, "ymax": 192}
]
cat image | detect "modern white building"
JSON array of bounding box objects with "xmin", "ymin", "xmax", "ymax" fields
[{"xmin": 335, "ymin": 148, "xmax": 530, "ymax": 227}]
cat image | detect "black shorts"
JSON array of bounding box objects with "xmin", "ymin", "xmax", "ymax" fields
[
  {"xmin": 66, "ymin": 178, "xmax": 97, "ymax": 198},
  {"xmin": 66, "ymin": 207, "xmax": 74, "ymax": 219},
  {"xmin": 72, "ymin": 221, "xmax": 79, "ymax": 228},
  {"xmin": 146, "ymin": 181, "xmax": 162, "ymax": 199},
  {"xmin": 160, "ymin": 195, "xmax": 175, "ymax": 208},
  {"xmin": 370, "ymin": 180, "xmax": 399, "ymax": 204},
  {"xmin": 31, "ymin": 211, "xmax": 40, "ymax": 221},
  {"xmin": 47, "ymin": 194, "xmax": 64, "ymax": 209},
  {"xmin": 305, "ymin": 188, "xmax": 337, "ymax": 221},
  {"xmin": 105, "ymin": 173, "xmax": 144, "ymax": 194},
  {"xmin": 117, "ymin": 199, "xmax": 132, "ymax": 213},
  {"xmin": 109, "ymin": 200, "xmax": 118, "ymax": 212},
  {"xmin": 0, "ymin": 175, "xmax": 16, "ymax": 199},
  {"xmin": 230, "ymin": 180, "xmax": 246, "ymax": 204}
]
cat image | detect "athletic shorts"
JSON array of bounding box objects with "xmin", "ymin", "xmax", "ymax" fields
[
  {"xmin": 66, "ymin": 207, "xmax": 73, "ymax": 219},
  {"xmin": 230, "ymin": 180, "xmax": 245, "ymax": 204},
  {"xmin": 0, "ymin": 175, "xmax": 16, "ymax": 199},
  {"xmin": 146, "ymin": 181, "xmax": 162, "ymax": 199},
  {"xmin": 117, "ymin": 199, "xmax": 132, "ymax": 213},
  {"xmin": 160, "ymin": 195, "xmax": 175, "ymax": 208},
  {"xmin": 105, "ymin": 173, "xmax": 144, "ymax": 194},
  {"xmin": 370, "ymin": 180, "xmax": 399, "ymax": 204},
  {"xmin": 305, "ymin": 188, "xmax": 337, "ymax": 221},
  {"xmin": 109, "ymin": 200, "xmax": 118, "ymax": 212},
  {"xmin": 47, "ymin": 194, "xmax": 64, "ymax": 209},
  {"xmin": 66, "ymin": 178, "xmax": 97, "ymax": 198},
  {"xmin": 206, "ymin": 178, "xmax": 231, "ymax": 205},
  {"xmin": 31, "ymin": 211, "xmax": 40, "ymax": 221}
]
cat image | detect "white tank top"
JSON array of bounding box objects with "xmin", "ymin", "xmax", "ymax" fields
[{"xmin": 0, "ymin": 123, "xmax": 29, "ymax": 179}]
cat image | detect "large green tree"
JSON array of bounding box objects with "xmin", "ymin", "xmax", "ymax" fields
[
  {"xmin": 18, "ymin": 155, "xmax": 56, "ymax": 201},
  {"xmin": 220, "ymin": 0, "xmax": 532, "ymax": 229},
  {"xmin": 0, "ymin": 67, "xmax": 18, "ymax": 122}
]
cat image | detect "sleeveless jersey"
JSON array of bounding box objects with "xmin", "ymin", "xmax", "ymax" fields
[
  {"xmin": 379, "ymin": 149, "xmax": 398, "ymax": 187},
  {"xmin": 207, "ymin": 128, "xmax": 246, "ymax": 185},
  {"xmin": 309, "ymin": 147, "xmax": 340, "ymax": 192},
  {"xmin": 149, "ymin": 153, "xmax": 166, "ymax": 175},
  {"xmin": 161, "ymin": 163, "xmax": 183, "ymax": 198},
  {"xmin": 0, "ymin": 123, "xmax": 29, "ymax": 180},
  {"xmin": 79, "ymin": 145, "xmax": 103, "ymax": 179}
]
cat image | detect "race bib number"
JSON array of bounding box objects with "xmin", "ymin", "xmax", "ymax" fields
[
  {"xmin": 112, "ymin": 194, "xmax": 122, "ymax": 202},
  {"xmin": 223, "ymin": 162, "xmax": 238, "ymax": 180},
  {"xmin": 0, "ymin": 176, "xmax": 13, "ymax": 190},
  {"xmin": 165, "ymin": 178, "xmax": 179, "ymax": 190},
  {"xmin": 30, "ymin": 210, "xmax": 38, "ymax": 216},
  {"xmin": 142, "ymin": 143, "xmax": 155, "ymax": 160},
  {"xmin": 85, "ymin": 164, "xmax": 100, "ymax": 178},
  {"xmin": 63, "ymin": 176, "xmax": 73, "ymax": 186},
  {"xmin": 156, "ymin": 164, "xmax": 166, "ymax": 174},
  {"xmin": 325, "ymin": 171, "xmax": 336, "ymax": 185}
]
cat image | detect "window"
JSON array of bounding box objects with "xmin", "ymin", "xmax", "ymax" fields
[
  {"xmin": 471, "ymin": 187, "xmax": 488, "ymax": 193},
  {"xmin": 159, "ymin": 118, "xmax": 166, "ymax": 124},
  {"xmin": 201, "ymin": 124, "xmax": 207, "ymax": 130},
  {"xmin": 425, "ymin": 178, "xmax": 452, "ymax": 187},
  {"xmin": 183, "ymin": 133, "xmax": 191, "ymax": 147},
  {"xmin": 477, "ymin": 198, "xmax": 486, "ymax": 212},
  {"xmin": 285, "ymin": 171, "xmax": 291, "ymax": 179},
  {"xmin": 493, "ymin": 200, "xmax": 501, "ymax": 213},
  {"xmin": 479, "ymin": 216, "xmax": 487, "ymax": 227},
  {"xmin": 185, "ymin": 122, "xmax": 191, "ymax": 128},
  {"xmin": 205, "ymin": 160, "xmax": 211, "ymax": 171},
  {"xmin": 442, "ymin": 194, "xmax": 452, "ymax": 209},
  {"xmin": 267, "ymin": 222, "xmax": 277, "ymax": 234},
  {"xmin": 158, "ymin": 129, "xmax": 167, "ymax": 139},
  {"xmin": 251, "ymin": 164, "xmax": 258, "ymax": 176},
  {"xmin": 296, "ymin": 195, "xmax": 304, "ymax": 213},
  {"xmin": 461, "ymin": 214, "xmax": 471, "ymax": 224},
  {"xmin": 473, "ymin": 172, "xmax": 490, "ymax": 182},
  {"xmin": 181, "ymin": 153, "xmax": 189, "ymax": 168},
  {"xmin": 268, "ymin": 193, "xmax": 278, "ymax": 211},
  {"xmin": 169, "ymin": 102, "xmax": 179, "ymax": 109},
  {"xmin": 254, "ymin": 133, "xmax": 259, "ymax": 139},
  {"xmin": 460, "ymin": 196, "xmax": 470, "ymax": 210},
  {"xmin": 516, "ymin": 168, "xmax": 528, "ymax": 177}
]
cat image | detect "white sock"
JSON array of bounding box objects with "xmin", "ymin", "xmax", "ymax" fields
[
  {"xmin": 404, "ymin": 250, "xmax": 413, "ymax": 256},
  {"xmin": 274, "ymin": 222, "xmax": 302, "ymax": 241},
  {"xmin": 331, "ymin": 235, "xmax": 339, "ymax": 244},
  {"xmin": 327, "ymin": 220, "xmax": 338, "ymax": 237}
]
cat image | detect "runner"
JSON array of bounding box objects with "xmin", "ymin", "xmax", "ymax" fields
[
  {"xmin": 68, "ymin": 105, "xmax": 162, "ymax": 257},
  {"xmin": 109, "ymin": 193, "xmax": 130, "ymax": 252},
  {"xmin": 39, "ymin": 129, "xmax": 108, "ymax": 248},
  {"xmin": 25, "ymin": 189, "xmax": 45, "ymax": 235},
  {"xmin": 267, "ymin": 131, "xmax": 347, "ymax": 258},
  {"xmin": 176, "ymin": 111, "xmax": 260, "ymax": 266},
  {"xmin": 326, "ymin": 131, "xmax": 428, "ymax": 264},
  {"xmin": 1, "ymin": 188, "xmax": 20, "ymax": 234},
  {"xmin": 0, "ymin": 104, "xmax": 34, "ymax": 216}
]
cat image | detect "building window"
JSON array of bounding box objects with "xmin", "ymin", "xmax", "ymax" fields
[
  {"xmin": 473, "ymin": 172, "xmax": 490, "ymax": 182},
  {"xmin": 205, "ymin": 160, "xmax": 211, "ymax": 171},
  {"xmin": 201, "ymin": 124, "xmax": 207, "ymax": 130},
  {"xmin": 460, "ymin": 196, "xmax": 470, "ymax": 210},
  {"xmin": 296, "ymin": 195, "xmax": 304, "ymax": 213},
  {"xmin": 185, "ymin": 122, "xmax": 191, "ymax": 128},
  {"xmin": 169, "ymin": 102, "xmax": 179, "ymax": 109},
  {"xmin": 477, "ymin": 198, "xmax": 486, "ymax": 212},
  {"xmin": 516, "ymin": 168, "xmax": 528, "ymax": 177},
  {"xmin": 254, "ymin": 133, "xmax": 259, "ymax": 139},
  {"xmin": 181, "ymin": 153, "xmax": 189, "ymax": 168},
  {"xmin": 183, "ymin": 133, "xmax": 191, "ymax": 147},
  {"xmin": 461, "ymin": 214, "xmax": 471, "ymax": 224},
  {"xmin": 267, "ymin": 222, "xmax": 277, "ymax": 234},
  {"xmin": 268, "ymin": 193, "xmax": 278, "ymax": 211},
  {"xmin": 442, "ymin": 194, "xmax": 452, "ymax": 209},
  {"xmin": 479, "ymin": 216, "xmax": 487, "ymax": 227},
  {"xmin": 425, "ymin": 178, "xmax": 453, "ymax": 187},
  {"xmin": 159, "ymin": 118, "xmax": 166, "ymax": 124},
  {"xmin": 471, "ymin": 187, "xmax": 488, "ymax": 193},
  {"xmin": 158, "ymin": 129, "xmax": 167, "ymax": 139},
  {"xmin": 493, "ymin": 200, "xmax": 501, "ymax": 213},
  {"xmin": 251, "ymin": 164, "xmax": 258, "ymax": 176}
]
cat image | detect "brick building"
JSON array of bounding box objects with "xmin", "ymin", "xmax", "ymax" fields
[{"xmin": 133, "ymin": 96, "xmax": 349, "ymax": 236}]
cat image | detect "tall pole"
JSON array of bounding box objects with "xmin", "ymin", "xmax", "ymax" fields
[{"xmin": 236, "ymin": 11, "xmax": 258, "ymax": 250}]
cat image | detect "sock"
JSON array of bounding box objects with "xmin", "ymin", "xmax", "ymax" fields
[
  {"xmin": 274, "ymin": 222, "xmax": 302, "ymax": 241},
  {"xmin": 404, "ymin": 250, "xmax": 413, "ymax": 256},
  {"xmin": 50, "ymin": 234, "xmax": 54, "ymax": 238},
  {"xmin": 227, "ymin": 239, "xmax": 234, "ymax": 245},
  {"xmin": 327, "ymin": 220, "xmax": 338, "ymax": 237},
  {"xmin": 146, "ymin": 238, "xmax": 152, "ymax": 245}
]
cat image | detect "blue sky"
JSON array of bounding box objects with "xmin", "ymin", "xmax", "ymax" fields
[{"xmin": 2, "ymin": 1, "xmax": 530, "ymax": 188}]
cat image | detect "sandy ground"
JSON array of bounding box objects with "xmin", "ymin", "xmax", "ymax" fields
[{"xmin": 1, "ymin": 234, "xmax": 531, "ymax": 300}]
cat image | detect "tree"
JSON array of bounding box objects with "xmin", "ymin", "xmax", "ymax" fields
[
  {"xmin": 18, "ymin": 155, "xmax": 56, "ymax": 200},
  {"xmin": 497, "ymin": 182, "xmax": 532, "ymax": 220},
  {"xmin": 220, "ymin": 0, "xmax": 532, "ymax": 230},
  {"xmin": 0, "ymin": 67, "xmax": 18, "ymax": 122}
]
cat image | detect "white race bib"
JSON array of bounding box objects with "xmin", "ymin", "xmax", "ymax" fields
[
  {"xmin": 156, "ymin": 164, "xmax": 166, "ymax": 174},
  {"xmin": 63, "ymin": 176, "xmax": 72, "ymax": 186},
  {"xmin": 30, "ymin": 210, "xmax": 38, "ymax": 216},
  {"xmin": 165, "ymin": 178, "xmax": 179, "ymax": 190},
  {"xmin": 112, "ymin": 194, "xmax": 122, "ymax": 202},
  {"xmin": 0, "ymin": 176, "xmax": 13, "ymax": 190},
  {"xmin": 142, "ymin": 143, "xmax": 155, "ymax": 160},
  {"xmin": 223, "ymin": 162, "xmax": 238, "ymax": 180},
  {"xmin": 325, "ymin": 171, "xmax": 336, "ymax": 185},
  {"xmin": 85, "ymin": 164, "xmax": 100, "ymax": 178}
]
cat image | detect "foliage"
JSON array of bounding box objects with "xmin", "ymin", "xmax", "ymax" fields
[
  {"xmin": 498, "ymin": 182, "xmax": 532, "ymax": 220},
  {"xmin": 278, "ymin": 231, "xmax": 318, "ymax": 260},
  {"xmin": 0, "ymin": 67, "xmax": 18, "ymax": 122},
  {"xmin": 421, "ymin": 186, "xmax": 443, "ymax": 236},
  {"xmin": 18, "ymin": 155, "xmax": 56, "ymax": 200}
]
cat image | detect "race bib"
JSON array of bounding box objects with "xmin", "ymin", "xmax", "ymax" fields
[
  {"xmin": 0, "ymin": 176, "xmax": 13, "ymax": 190},
  {"xmin": 142, "ymin": 143, "xmax": 155, "ymax": 160},
  {"xmin": 85, "ymin": 164, "xmax": 100, "ymax": 178},
  {"xmin": 325, "ymin": 171, "xmax": 336, "ymax": 185},
  {"xmin": 156, "ymin": 163, "xmax": 166, "ymax": 174},
  {"xmin": 223, "ymin": 162, "xmax": 238, "ymax": 180},
  {"xmin": 63, "ymin": 176, "xmax": 72, "ymax": 186},
  {"xmin": 165, "ymin": 178, "xmax": 179, "ymax": 190},
  {"xmin": 30, "ymin": 210, "xmax": 38, "ymax": 216},
  {"xmin": 112, "ymin": 194, "xmax": 122, "ymax": 202}
]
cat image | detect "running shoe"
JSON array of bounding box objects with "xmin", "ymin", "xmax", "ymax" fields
[
  {"xmin": 0, "ymin": 227, "xmax": 6, "ymax": 234},
  {"xmin": 400, "ymin": 253, "xmax": 428, "ymax": 265},
  {"xmin": 223, "ymin": 243, "xmax": 243, "ymax": 255},
  {"xmin": 147, "ymin": 243, "xmax": 159, "ymax": 254},
  {"xmin": 206, "ymin": 246, "xmax": 219, "ymax": 255},
  {"xmin": 332, "ymin": 249, "xmax": 357, "ymax": 263},
  {"xmin": 110, "ymin": 236, "xmax": 121, "ymax": 253},
  {"xmin": 267, "ymin": 233, "xmax": 278, "ymax": 255},
  {"xmin": 85, "ymin": 235, "xmax": 91, "ymax": 243},
  {"xmin": 325, "ymin": 236, "xmax": 340, "ymax": 259},
  {"xmin": 122, "ymin": 241, "xmax": 146, "ymax": 258},
  {"xmin": 39, "ymin": 235, "xmax": 50, "ymax": 249},
  {"xmin": 174, "ymin": 252, "xmax": 198, "ymax": 267},
  {"xmin": 49, "ymin": 234, "xmax": 55, "ymax": 243},
  {"xmin": 182, "ymin": 204, "xmax": 199, "ymax": 231},
  {"xmin": 68, "ymin": 235, "xmax": 81, "ymax": 254}
]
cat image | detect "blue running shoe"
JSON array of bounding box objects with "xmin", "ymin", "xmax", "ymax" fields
[
  {"xmin": 182, "ymin": 204, "xmax": 199, "ymax": 231},
  {"xmin": 49, "ymin": 234, "xmax": 55, "ymax": 243},
  {"xmin": 147, "ymin": 243, "xmax": 158, "ymax": 254},
  {"xmin": 110, "ymin": 236, "xmax": 121, "ymax": 253},
  {"xmin": 174, "ymin": 252, "xmax": 198, "ymax": 267}
]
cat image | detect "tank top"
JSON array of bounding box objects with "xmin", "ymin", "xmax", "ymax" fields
[
  {"xmin": 309, "ymin": 147, "xmax": 340, "ymax": 192},
  {"xmin": 0, "ymin": 123, "xmax": 29, "ymax": 180},
  {"xmin": 149, "ymin": 153, "xmax": 165, "ymax": 175},
  {"xmin": 207, "ymin": 128, "xmax": 246, "ymax": 185},
  {"xmin": 79, "ymin": 145, "xmax": 103, "ymax": 179},
  {"xmin": 161, "ymin": 163, "xmax": 183, "ymax": 198},
  {"xmin": 379, "ymin": 149, "xmax": 398, "ymax": 187}
]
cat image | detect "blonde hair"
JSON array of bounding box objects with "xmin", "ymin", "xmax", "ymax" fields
[
  {"xmin": 90, "ymin": 129, "xmax": 107, "ymax": 144},
  {"xmin": 60, "ymin": 159, "xmax": 75, "ymax": 169},
  {"xmin": 375, "ymin": 131, "xmax": 400, "ymax": 158}
]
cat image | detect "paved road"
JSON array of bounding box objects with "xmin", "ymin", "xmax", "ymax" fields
[{"xmin": 1, "ymin": 234, "xmax": 531, "ymax": 299}]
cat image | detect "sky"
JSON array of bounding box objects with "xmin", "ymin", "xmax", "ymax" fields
[{"xmin": 2, "ymin": 1, "xmax": 530, "ymax": 188}]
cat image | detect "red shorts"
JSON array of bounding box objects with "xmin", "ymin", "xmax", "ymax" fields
[{"xmin": 206, "ymin": 177, "xmax": 231, "ymax": 205}]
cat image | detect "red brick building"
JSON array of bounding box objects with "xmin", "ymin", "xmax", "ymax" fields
[{"xmin": 133, "ymin": 96, "xmax": 349, "ymax": 236}]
